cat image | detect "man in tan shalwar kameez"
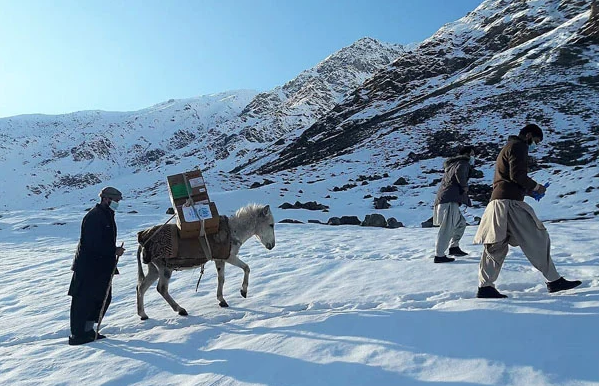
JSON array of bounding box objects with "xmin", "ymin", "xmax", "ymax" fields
[
  {"xmin": 433, "ymin": 145, "xmax": 475, "ymax": 263},
  {"xmin": 474, "ymin": 124, "xmax": 582, "ymax": 298}
]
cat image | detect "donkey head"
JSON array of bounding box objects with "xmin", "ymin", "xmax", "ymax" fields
[{"xmin": 255, "ymin": 205, "xmax": 275, "ymax": 250}]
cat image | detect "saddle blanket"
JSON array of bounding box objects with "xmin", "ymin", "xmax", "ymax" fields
[{"xmin": 138, "ymin": 216, "xmax": 231, "ymax": 269}]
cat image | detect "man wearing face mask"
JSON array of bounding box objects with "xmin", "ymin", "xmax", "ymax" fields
[
  {"xmin": 68, "ymin": 187, "xmax": 126, "ymax": 345},
  {"xmin": 474, "ymin": 124, "xmax": 581, "ymax": 298},
  {"xmin": 432, "ymin": 145, "xmax": 476, "ymax": 263}
]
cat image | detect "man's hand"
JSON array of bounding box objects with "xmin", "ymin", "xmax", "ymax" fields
[
  {"xmin": 116, "ymin": 242, "xmax": 125, "ymax": 257},
  {"xmin": 531, "ymin": 182, "xmax": 550, "ymax": 201},
  {"xmin": 534, "ymin": 183, "xmax": 547, "ymax": 195}
]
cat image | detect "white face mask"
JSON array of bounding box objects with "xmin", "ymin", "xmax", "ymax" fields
[
  {"xmin": 109, "ymin": 200, "xmax": 120, "ymax": 211},
  {"xmin": 528, "ymin": 142, "xmax": 537, "ymax": 151}
]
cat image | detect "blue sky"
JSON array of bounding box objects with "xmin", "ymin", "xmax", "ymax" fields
[{"xmin": 0, "ymin": 0, "xmax": 481, "ymax": 118}]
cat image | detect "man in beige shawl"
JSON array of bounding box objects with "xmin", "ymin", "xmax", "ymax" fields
[{"xmin": 474, "ymin": 124, "xmax": 581, "ymax": 298}]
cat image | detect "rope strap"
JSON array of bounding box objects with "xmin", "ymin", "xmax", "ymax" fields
[
  {"xmin": 182, "ymin": 174, "xmax": 213, "ymax": 260},
  {"xmin": 195, "ymin": 264, "xmax": 205, "ymax": 292},
  {"xmin": 141, "ymin": 213, "xmax": 177, "ymax": 249}
]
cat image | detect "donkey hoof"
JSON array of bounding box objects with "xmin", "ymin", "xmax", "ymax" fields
[
  {"xmin": 240, "ymin": 290, "xmax": 247, "ymax": 298},
  {"xmin": 219, "ymin": 300, "xmax": 229, "ymax": 308},
  {"xmin": 178, "ymin": 309, "xmax": 188, "ymax": 316},
  {"xmin": 140, "ymin": 315, "xmax": 149, "ymax": 321}
]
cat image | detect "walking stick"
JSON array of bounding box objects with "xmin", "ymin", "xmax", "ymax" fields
[{"xmin": 95, "ymin": 242, "xmax": 123, "ymax": 340}]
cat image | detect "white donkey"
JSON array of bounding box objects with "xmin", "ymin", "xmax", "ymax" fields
[{"xmin": 136, "ymin": 204, "xmax": 275, "ymax": 320}]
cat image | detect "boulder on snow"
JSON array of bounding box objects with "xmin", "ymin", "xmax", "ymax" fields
[
  {"xmin": 421, "ymin": 216, "xmax": 437, "ymax": 228},
  {"xmin": 279, "ymin": 219, "xmax": 303, "ymax": 224},
  {"xmin": 393, "ymin": 177, "xmax": 409, "ymax": 185},
  {"xmin": 373, "ymin": 197, "xmax": 390, "ymax": 209},
  {"xmin": 380, "ymin": 185, "xmax": 398, "ymax": 193},
  {"xmin": 327, "ymin": 217, "xmax": 341, "ymax": 226},
  {"xmin": 339, "ymin": 216, "xmax": 361, "ymax": 225},
  {"xmin": 361, "ymin": 214, "xmax": 387, "ymax": 227},
  {"xmin": 387, "ymin": 218, "xmax": 404, "ymax": 228},
  {"xmin": 279, "ymin": 201, "xmax": 329, "ymax": 211}
]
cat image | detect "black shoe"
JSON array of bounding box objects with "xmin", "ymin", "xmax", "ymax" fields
[
  {"xmin": 68, "ymin": 334, "xmax": 96, "ymax": 346},
  {"xmin": 434, "ymin": 255, "xmax": 455, "ymax": 263},
  {"xmin": 477, "ymin": 286, "xmax": 508, "ymax": 298},
  {"xmin": 87, "ymin": 330, "xmax": 106, "ymax": 340},
  {"xmin": 448, "ymin": 246, "xmax": 469, "ymax": 256},
  {"xmin": 547, "ymin": 277, "xmax": 582, "ymax": 293}
]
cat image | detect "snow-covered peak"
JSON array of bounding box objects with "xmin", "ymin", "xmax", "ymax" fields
[
  {"xmin": 211, "ymin": 37, "xmax": 404, "ymax": 171},
  {"xmin": 0, "ymin": 90, "xmax": 258, "ymax": 206},
  {"xmin": 236, "ymin": 36, "xmax": 403, "ymax": 136}
]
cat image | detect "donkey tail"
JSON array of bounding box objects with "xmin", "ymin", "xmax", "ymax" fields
[{"xmin": 137, "ymin": 245, "xmax": 145, "ymax": 282}]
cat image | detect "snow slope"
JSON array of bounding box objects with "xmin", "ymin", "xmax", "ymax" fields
[{"xmin": 0, "ymin": 187, "xmax": 597, "ymax": 386}]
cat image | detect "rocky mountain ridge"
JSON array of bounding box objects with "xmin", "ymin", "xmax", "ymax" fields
[
  {"xmin": 215, "ymin": 37, "xmax": 403, "ymax": 171},
  {"xmin": 254, "ymin": 0, "xmax": 599, "ymax": 176},
  {"xmin": 0, "ymin": 38, "xmax": 402, "ymax": 205}
]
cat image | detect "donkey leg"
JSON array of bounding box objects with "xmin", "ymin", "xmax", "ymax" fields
[
  {"xmin": 156, "ymin": 265, "xmax": 188, "ymax": 316},
  {"xmin": 215, "ymin": 260, "xmax": 228, "ymax": 307},
  {"xmin": 226, "ymin": 254, "xmax": 250, "ymax": 298},
  {"xmin": 137, "ymin": 262, "xmax": 159, "ymax": 320}
]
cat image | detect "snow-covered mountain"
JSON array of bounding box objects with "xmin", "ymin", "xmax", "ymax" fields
[
  {"xmin": 256, "ymin": 0, "xmax": 598, "ymax": 175},
  {"xmin": 221, "ymin": 37, "xmax": 403, "ymax": 171},
  {"xmin": 0, "ymin": 91, "xmax": 257, "ymax": 205},
  {"xmin": 1, "ymin": 0, "xmax": 597, "ymax": 227},
  {"xmin": 0, "ymin": 37, "xmax": 402, "ymax": 210},
  {"xmin": 246, "ymin": 0, "xmax": 599, "ymax": 223}
]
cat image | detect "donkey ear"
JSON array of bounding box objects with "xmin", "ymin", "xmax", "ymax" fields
[{"xmin": 261, "ymin": 205, "xmax": 270, "ymax": 217}]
